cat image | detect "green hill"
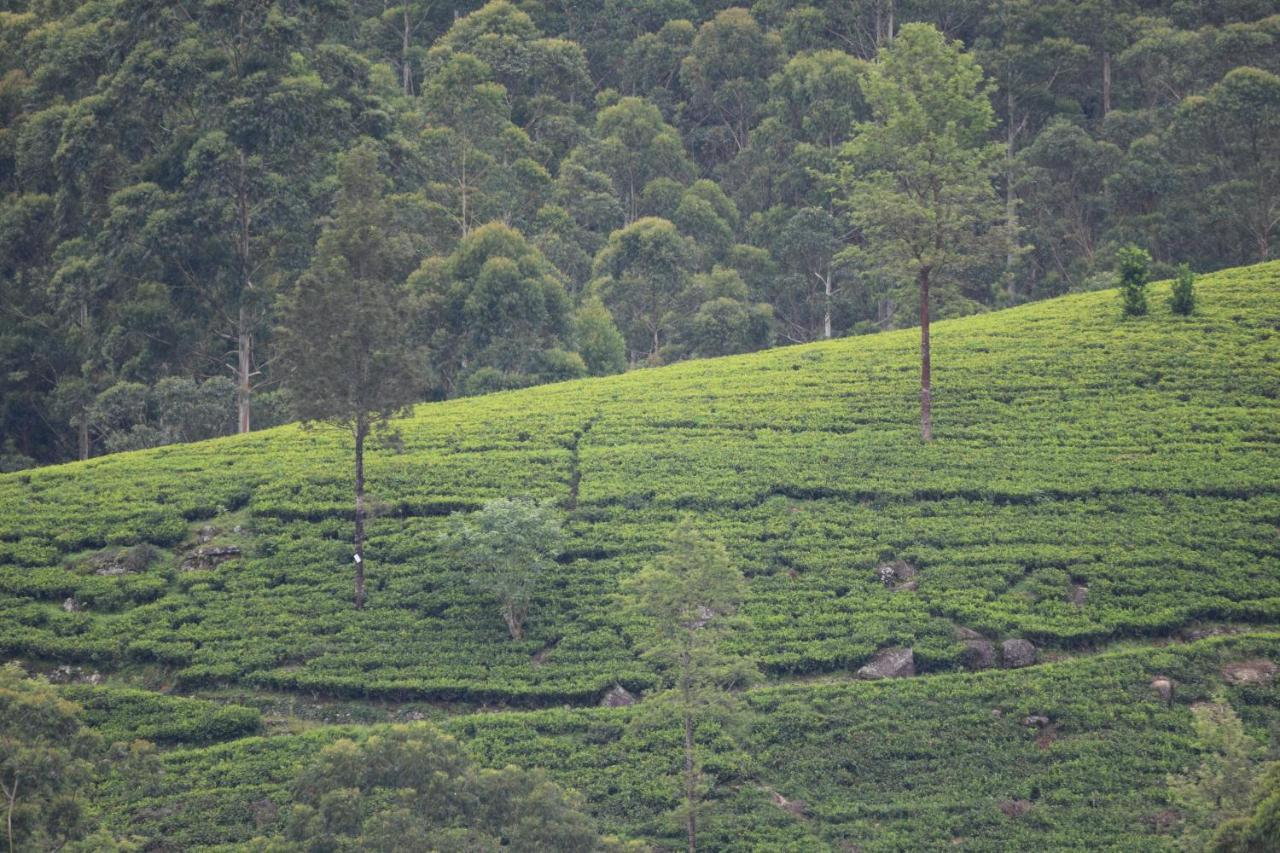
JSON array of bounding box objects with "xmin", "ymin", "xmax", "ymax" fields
[{"xmin": 3, "ymin": 262, "xmax": 1279, "ymax": 849}]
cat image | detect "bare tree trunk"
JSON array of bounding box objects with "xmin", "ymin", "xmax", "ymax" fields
[
  {"xmin": 822, "ymin": 272, "xmax": 833, "ymax": 339},
  {"xmin": 684, "ymin": 708, "xmax": 696, "ymax": 853},
  {"xmin": 237, "ymin": 303, "xmax": 252, "ymax": 434},
  {"xmin": 353, "ymin": 418, "xmax": 367, "ymax": 610},
  {"xmin": 78, "ymin": 418, "xmax": 89, "ymax": 462},
  {"xmin": 919, "ymin": 266, "xmax": 932, "ymax": 442},
  {"xmin": 1101, "ymin": 51, "xmax": 1112, "ymax": 117},
  {"xmin": 401, "ymin": 7, "xmax": 413, "ymax": 96},
  {"xmin": 3, "ymin": 773, "xmax": 17, "ymax": 853},
  {"xmin": 236, "ymin": 152, "xmax": 253, "ymax": 434},
  {"xmin": 1006, "ymin": 87, "xmax": 1019, "ymax": 297}
]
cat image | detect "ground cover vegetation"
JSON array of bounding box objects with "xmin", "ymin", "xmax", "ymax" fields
[
  {"xmin": 0, "ymin": 263, "xmax": 1277, "ymax": 847},
  {"xmin": 3, "ymin": 0, "xmax": 1280, "ymax": 467},
  {"xmin": 76, "ymin": 635, "xmax": 1280, "ymax": 850},
  {"xmin": 0, "ymin": 263, "xmax": 1277, "ymax": 704}
]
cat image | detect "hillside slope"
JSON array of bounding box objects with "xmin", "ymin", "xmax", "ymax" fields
[
  {"xmin": 3, "ymin": 262, "xmax": 1280, "ymax": 849},
  {"xmin": 2, "ymin": 263, "xmax": 1279, "ymax": 705}
]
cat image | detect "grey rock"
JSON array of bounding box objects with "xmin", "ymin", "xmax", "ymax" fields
[
  {"xmin": 1000, "ymin": 639, "xmax": 1037, "ymax": 668},
  {"xmin": 1221, "ymin": 659, "xmax": 1276, "ymax": 685},
  {"xmin": 180, "ymin": 544, "xmax": 242, "ymax": 572},
  {"xmin": 857, "ymin": 646, "xmax": 915, "ymax": 679},
  {"xmin": 1150, "ymin": 677, "xmax": 1174, "ymax": 704},
  {"xmin": 600, "ymin": 685, "xmax": 636, "ymax": 707},
  {"xmin": 963, "ymin": 639, "xmax": 996, "ymax": 669}
]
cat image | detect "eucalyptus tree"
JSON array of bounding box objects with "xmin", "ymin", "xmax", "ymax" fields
[{"xmin": 836, "ymin": 23, "xmax": 1006, "ymax": 442}]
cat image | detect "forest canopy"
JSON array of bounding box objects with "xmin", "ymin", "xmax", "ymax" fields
[{"xmin": 2, "ymin": 0, "xmax": 1278, "ymax": 467}]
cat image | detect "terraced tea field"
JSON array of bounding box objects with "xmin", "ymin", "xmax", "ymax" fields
[{"xmin": 2, "ymin": 262, "xmax": 1279, "ymax": 849}]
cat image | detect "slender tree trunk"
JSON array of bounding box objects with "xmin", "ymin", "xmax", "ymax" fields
[
  {"xmin": 1006, "ymin": 87, "xmax": 1019, "ymax": 297},
  {"xmin": 919, "ymin": 266, "xmax": 932, "ymax": 442},
  {"xmin": 353, "ymin": 418, "xmax": 367, "ymax": 610},
  {"xmin": 236, "ymin": 151, "xmax": 253, "ymax": 434},
  {"xmin": 684, "ymin": 707, "xmax": 697, "ymax": 853},
  {"xmin": 237, "ymin": 303, "xmax": 252, "ymax": 434},
  {"xmin": 401, "ymin": 7, "xmax": 412, "ymax": 96},
  {"xmin": 1101, "ymin": 51, "xmax": 1112, "ymax": 117},
  {"xmin": 4, "ymin": 773, "xmax": 16, "ymax": 853},
  {"xmin": 78, "ymin": 417, "xmax": 89, "ymax": 462},
  {"xmin": 822, "ymin": 272, "xmax": 833, "ymax": 339}
]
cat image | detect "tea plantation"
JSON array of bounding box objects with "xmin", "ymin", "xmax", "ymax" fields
[{"xmin": 2, "ymin": 262, "xmax": 1279, "ymax": 849}]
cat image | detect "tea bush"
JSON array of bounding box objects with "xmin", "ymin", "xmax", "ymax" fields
[{"xmin": 0, "ymin": 264, "xmax": 1276, "ymax": 705}]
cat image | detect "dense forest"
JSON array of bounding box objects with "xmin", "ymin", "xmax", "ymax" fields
[{"xmin": 2, "ymin": 0, "xmax": 1278, "ymax": 467}]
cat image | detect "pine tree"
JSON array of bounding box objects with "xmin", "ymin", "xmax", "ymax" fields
[
  {"xmin": 623, "ymin": 520, "xmax": 757, "ymax": 852},
  {"xmin": 276, "ymin": 142, "xmax": 424, "ymax": 609}
]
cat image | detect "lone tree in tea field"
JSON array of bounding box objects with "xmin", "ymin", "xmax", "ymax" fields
[
  {"xmin": 836, "ymin": 23, "xmax": 1007, "ymax": 441},
  {"xmin": 276, "ymin": 141, "xmax": 423, "ymax": 610},
  {"xmin": 623, "ymin": 520, "xmax": 757, "ymax": 853},
  {"xmin": 1117, "ymin": 245, "xmax": 1151, "ymax": 317},
  {"xmin": 441, "ymin": 497, "xmax": 564, "ymax": 640}
]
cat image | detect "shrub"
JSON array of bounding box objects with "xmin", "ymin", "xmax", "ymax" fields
[
  {"xmin": 1171, "ymin": 263, "xmax": 1196, "ymax": 315},
  {"xmin": 1117, "ymin": 245, "xmax": 1151, "ymax": 317}
]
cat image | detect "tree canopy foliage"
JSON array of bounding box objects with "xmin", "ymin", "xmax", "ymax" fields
[{"xmin": 3, "ymin": 0, "xmax": 1280, "ymax": 465}]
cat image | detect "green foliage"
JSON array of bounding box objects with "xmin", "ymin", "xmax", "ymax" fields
[
  {"xmin": 574, "ymin": 298, "xmax": 628, "ymax": 377},
  {"xmin": 5, "ymin": 1, "xmax": 1280, "ymax": 465},
  {"xmin": 441, "ymin": 498, "xmax": 565, "ymax": 640},
  {"xmin": 277, "ymin": 142, "xmax": 424, "ymax": 434},
  {"xmin": 1168, "ymin": 701, "xmax": 1268, "ymax": 850},
  {"xmin": 61, "ymin": 686, "xmax": 260, "ymax": 746},
  {"xmin": 1118, "ymin": 245, "xmax": 1153, "ymax": 317},
  {"xmin": 1172, "ymin": 264, "xmax": 1197, "ymax": 315},
  {"xmin": 593, "ymin": 216, "xmax": 695, "ymax": 360},
  {"xmin": 623, "ymin": 520, "xmax": 757, "ymax": 849},
  {"xmin": 0, "ymin": 663, "xmax": 100, "ymax": 851},
  {"xmin": 84, "ymin": 636, "xmax": 1280, "ymax": 851},
  {"xmin": 412, "ymin": 222, "xmax": 576, "ymax": 395},
  {"xmin": 835, "ymin": 23, "xmax": 1007, "ymax": 294},
  {"xmin": 0, "ymin": 263, "xmax": 1278, "ymax": 705},
  {"xmin": 280, "ymin": 723, "xmax": 611, "ymax": 852}
]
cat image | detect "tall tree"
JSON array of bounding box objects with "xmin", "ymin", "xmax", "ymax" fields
[
  {"xmin": 276, "ymin": 142, "xmax": 423, "ymax": 609},
  {"xmin": 623, "ymin": 520, "xmax": 756, "ymax": 853},
  {"xmin": 591, "ymin": 216, "xmax": 695, "ymax": 361},
  {"xmin": 409, "ymin": 222, "xmax": 575, "ymax": 395},
  {"xmin": 836, "ymin": 23, "xmax": 1006, "ymax": 441},
  {"xmin": 1169, "ymin": 66, "xmax": 1280, "ymax": 263}
]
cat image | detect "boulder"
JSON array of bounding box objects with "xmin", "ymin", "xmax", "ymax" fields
[
  {"xmin": 1220, "ymin": 659, "xmax": 1276, "ymax": 685},
  {"xmin": 62, "ymin": 596, "xmax": 80, "ymax": 613},
  {"xmin": 1150, "ymin": 677, "xmax": 1174, "ymax": 704},
  {"xmin": 875, "ymin": 559, "xmax": 917, "ymax": 591},
  {"xmin": 857, "ymin": 646, "xmax": 915, "ymax": 679},
  {"xmin": 1068, "ymin": 584, "xmax": 1088, "ymax": 606},
  {"xmin": 963, "ymin": 639, "xmax": 996, "ymax": 670},
  {"xmin": 1000, "ymin": 639, "xmax": 1037, "ymax": 668},
  {"xmin": 180, "ymin": 544, "xmax": 242, "ymax": 572},
  {"xmin": 770, "ymin": 791, "xmax": 807, "ymax": 817},
  {"xmin": 998, "ymin": 799, "xmax": 1033, "ymax": 818},
  {"xmin": 599, "ymin": 685, "xmax": 636, "ymax": 707},
  {"xmin": 1022, "ymin": 714, "xmax": 1051, "ymax": 728}
]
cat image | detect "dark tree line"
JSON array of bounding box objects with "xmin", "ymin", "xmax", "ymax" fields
[{"xmin": 2, "ymin": 0, "xmax": 1279, "ymax": 467}]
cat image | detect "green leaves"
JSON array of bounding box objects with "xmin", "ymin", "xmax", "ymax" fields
[{"xmin": 440, "ymin": 497, "xmax": 565, "ymax": 640}]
